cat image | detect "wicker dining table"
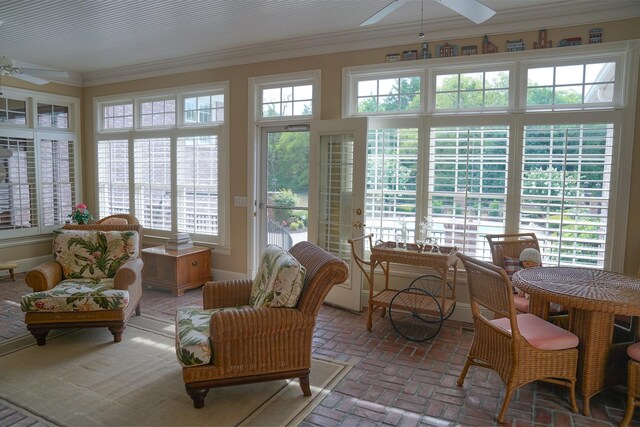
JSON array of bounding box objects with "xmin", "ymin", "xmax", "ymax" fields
[{"xmin": 512, "ymin": 266, "xmax": 640, "ymax": 416}]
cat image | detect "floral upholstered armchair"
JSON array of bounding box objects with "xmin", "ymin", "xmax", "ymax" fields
[
  {"xmin": 22, "ymin": 222, "xmax": 144, "ymax": 346},
  {"xmin": 175, "ymin": 241, "xmax": 349, "ymax": 408}
]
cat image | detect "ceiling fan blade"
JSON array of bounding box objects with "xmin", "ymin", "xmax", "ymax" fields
[
  {"xmin": 17, "ymin": 68, "xmax": 69, "ymax": 79},
  {"xmin": 435, "ymin": 0, "xmax": 495, "ymax": 24},
  {"xmin": 360, "ymin": 0, "xmax": 411, "ymax": 26},
  {"xmin": 13, "ymin": 72, "xmax": 50, "ymax": 85}
]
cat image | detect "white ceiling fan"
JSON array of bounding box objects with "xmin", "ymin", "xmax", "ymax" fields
[
  {"xmin": 0, "ymin": 56, "xmax": 69, "ymax": 85},
  {"xmin": 361, "ymin": 0, "xmax": 496, "ymax": 26}
]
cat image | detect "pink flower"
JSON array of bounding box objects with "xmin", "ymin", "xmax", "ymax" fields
[{"xmin": 76, "ymin": 203, "xmax": 87, "ymax": 210}]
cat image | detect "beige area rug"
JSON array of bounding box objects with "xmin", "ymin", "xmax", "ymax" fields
[{"xmin": 0, "ymin": 315, "xmax": 351, "ymax": 426}]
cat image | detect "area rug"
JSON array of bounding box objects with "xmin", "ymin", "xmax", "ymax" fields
[{"xmin": 0, "ymin": 315, "xmax": 351, "ymax": 426}]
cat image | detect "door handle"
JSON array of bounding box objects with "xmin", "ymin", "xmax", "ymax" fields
[{"xmin": 353, "ymin": 221, "xmax": 366, "ymax": 229}]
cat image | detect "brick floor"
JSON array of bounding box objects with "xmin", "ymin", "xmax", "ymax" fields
[{"xmin": 0, "ymin": 273, "xmax": 636, "ymax": 426}]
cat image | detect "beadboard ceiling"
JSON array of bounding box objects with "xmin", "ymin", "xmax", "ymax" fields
[{"xmin": 0, "ymin": 0, "xmax": 639, "ymax": 87}]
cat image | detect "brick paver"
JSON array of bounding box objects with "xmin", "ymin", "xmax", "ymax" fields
[{"xmin": 0, "ymin": 273, "xmax": 636, "ymax": 426}]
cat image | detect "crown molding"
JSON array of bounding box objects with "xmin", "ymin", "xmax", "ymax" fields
[{"xmin": 81, "ymin": 3, "xmax": 640, "ymax": 87}]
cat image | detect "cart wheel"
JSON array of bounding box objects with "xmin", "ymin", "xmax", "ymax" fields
[
  {"xmin": 388, "ymin": 288, "xmax": 443, "ymax": 342},
  {"xmin": 410, "ymin": 274, "xmax": 456, "ymax": 320}
]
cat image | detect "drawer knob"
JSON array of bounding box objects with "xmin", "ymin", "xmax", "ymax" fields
[{"xmin": 192, "ymin": 260, "xmax": 198, "ymax": 267}]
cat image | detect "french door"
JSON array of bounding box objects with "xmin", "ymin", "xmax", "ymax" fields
[{"xmin": 308, "ymin": 118, "xmax": 367, "ymax": 311}]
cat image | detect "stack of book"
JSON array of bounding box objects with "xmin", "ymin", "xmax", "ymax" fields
[{"xmin": 165, "ymin": 232, "xmax": 193, "ymax": 251}]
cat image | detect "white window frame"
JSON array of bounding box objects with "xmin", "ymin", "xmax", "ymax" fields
[
  {"xmin": 94, "ymin": 82, "xmax": 230, "ymax": 249},
  {"xmin": 343, "ymin": 40, "xmax": 639, "ymax": 271},
  {"xmin": 0, "ymin": 87, "xmax": 81, "ymax": 243},
  {"xmin": 247, "ymin": 70, "xmax": 321, "ymax": 276}
]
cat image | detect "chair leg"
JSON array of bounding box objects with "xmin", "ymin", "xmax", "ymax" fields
[
  {"xmin": 457, "ymin": 357, "xmax": 472, "ymax": 386},
  {"xmin": 620, "ymin": 392, "xmax": 635, "ymax": 427},
  {"xmin": 30, "ymin": 329, "xmax": 49, "ymax": 346},
  {"xmin": 187, "ymin": 387, "xmax": 209, "ymax": 409},
  {"xmin": 109, "ymin": 326, "xmax": 124, "ymax": 342},
  {"xmin": 299, "ymin": 374, "xmax": 311, "ymax": 396},
  {"xmin": 135, "ymin": 303, "xmax": 141, "ymax": 316},
  {"xmin": 497, "ymin": 387, "xmax": 515, "ymax": 423},
  {"xmin": 567, "ymin": 380, "xmax": 578, "ymax": 413}
]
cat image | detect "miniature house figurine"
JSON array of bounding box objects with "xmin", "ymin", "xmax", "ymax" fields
[
  {"xmin": 590, "ymin": 28, "xmax": 603, "ymax": 44},
  {"xmin": 421, "ymin": 43, "xmax": 431, "ymax": 59},
  {"xmin": 482, "ymin": 35, "xmax": 498, "ymax": 54},
  {"xmin": 506, "ymin": 39, "xmax": 525, "ymax": 52},
  {"xmin": 533, "ymin": 29, "xmax": 552, "ymax": 49}
]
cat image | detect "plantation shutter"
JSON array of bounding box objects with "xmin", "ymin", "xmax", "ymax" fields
[
  {"xmin": 97, "ymin": 140, "xmax": 130, "ymax": 218},
  {"xmin": 520, "ymin": 123, "xmax": 613, "ymax": 267},
  {"xmin": 0, "ymin": 137, "xmax": 36, "ymax": 233},
  {"xmin": 39, "ymin": 136, "xmax": 75, "ymax": 227},
  {"xmin": 134, "ymin": 138, "xmax": 172, "ymax": 231},
  {"xmin": 428, "ymin": 126, "xmax": 509, "ymax": 259},
  {"xmin": 176, "ymin": 135, "xmax": 219, "ymax": 238}
]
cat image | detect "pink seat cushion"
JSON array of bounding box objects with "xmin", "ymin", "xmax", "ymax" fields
[
  {"xmin": 628, "ymin": 342, "xmax": 640, "ymax": 362},
  {"xmin": 491, "ymin": 313, "xmax": 579, "ymax": 350}
]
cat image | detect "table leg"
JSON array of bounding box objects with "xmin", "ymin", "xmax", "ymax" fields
[{"xmin": 571, "ymin": 309, "xmax": 614, "ymax": 416}]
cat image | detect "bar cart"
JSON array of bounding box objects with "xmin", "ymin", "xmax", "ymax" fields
[{"xmin": 348, "ymin": 234, "xmax": 458, "ymax": 341}]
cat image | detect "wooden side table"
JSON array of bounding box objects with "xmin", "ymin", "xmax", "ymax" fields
[{"xmin": 141, "ymin": 245, "xmax": 212, "ymax": 296}]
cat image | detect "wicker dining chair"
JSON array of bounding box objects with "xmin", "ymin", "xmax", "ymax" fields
[
  {"xmin": 621, "ymin": 341, "xmax": 640, "ymax": 426},
  {"xmin": 486, "ymin": 233, "xmax": 568, "ymax": 326},
  {"xmin": 456, "ymin": 253, "xmax": 579, "ymax": 423}
]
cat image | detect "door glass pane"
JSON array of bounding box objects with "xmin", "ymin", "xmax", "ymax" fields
[
  {"xmin": 266, "ymin": 130, "xmax": 309, "ymax": 250},
  {"xmin": 318, "ymin": 133, "xmax": 353, "ymax": 260}
]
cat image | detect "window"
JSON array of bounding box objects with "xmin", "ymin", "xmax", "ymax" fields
[
  {"xmin": 434, "ymin": 70, "xmax": 510, "ymax": 110},
  {"xmin": 37, "ymin": 103, "xmax": 69, "ymax": 128},
  {"xmin": 345, "ymin": 41, "xmax": 633, "ymax": 270},
  {"xmin": 97, "ymin": 140, "xmax": 129, "ymax": 217},
  {"xmin": 184, "ymin": 94, "xmax": 224, "ymax": 124},
  {"xmin": 526, "ymin": 61, "xmax": 616, "ymax": 109},
  {"xmin": 356, "ymin": 76, "xmax": 421, "ymax": 113},
  {"xmin": 96, "ymin": 83, "xmax": 229, "ymax": 247},
  {"xmin": 0, "ymin": 88, "xmax": 80, "ymax": 240},
  {"xmin": 140, "ymin": 99, "xmax": 175, "ymax": 127},
  {"xmin": 261, "ymin": 84, "xmax": 313, "ymax": 117},
  {"xmin": 519, "ymin": 123, "xmax": 613, "ymax": 267},
  {"xmin": 428, "ymin": 126, "xmax": 509, "ymax": 258},
  {"xmin": 365, "ymin": 127, "xmax": 418, "ymax": 241},
  {"xmin": 0, "ymin": 97, "xmax": 27, "ymax": 125},
  {"xmin": 102, "ymin": 103, "xmax": 134, "ymax": 129}
]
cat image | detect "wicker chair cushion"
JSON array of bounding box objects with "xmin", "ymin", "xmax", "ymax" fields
[
  {"xmin": 250, "ymin": 245, "xmax": 306, "ymax": 308},
  {"xmin": 628, "ymin": 342, "xmax": 640, "ymax": 361},
  {"xmin": 492, "ymin": 313, "xmax": 579, "ymax": 350},
  {"xmin": 175, "ymin": 305, "xmax": 250, "ymax": 367},
  {"xmin": 21, "ymin": 278, "xmax": 129, "ymax": 312},
  {"xmin": 53, "ymin": 229, "xmax": 140, "ymax": 280},
  {"xmin": 514, "ymin": 294, "xmax": 529, "ymax": 312},
  {"xmin": 503, "ymin": 256, "xmax": 522, "ymax": 277}
]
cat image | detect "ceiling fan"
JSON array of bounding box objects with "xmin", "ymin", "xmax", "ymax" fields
[
  {"xmin": 360, "ymin": 0, "xmax": 496, "ymax": 26},
  {"xmin": 0, "ymin": 56, "xmax": 69, "ymax": 85}
]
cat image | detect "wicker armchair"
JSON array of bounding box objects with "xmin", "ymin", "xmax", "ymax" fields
[
  {"xmin": 96, "ymin": 214, "xmax": 140, "ymax": 225},
  {"xmin": 178, "ymin": 241, "xmax": 348, "ymax": 408},
  {"xmin": 456, "ymin": 253, "xmax": 579, "ymax": 423},
  {"xmin": 622, "ymin": 341, "xmax": 640, "ymax": 426},
  {"xmin": 486, "ymin": 233, "xmax": 567, "ymax": 324},
  {"xmin": 22, "ymin": 221, "xmax": 144, "ymax": 345}
]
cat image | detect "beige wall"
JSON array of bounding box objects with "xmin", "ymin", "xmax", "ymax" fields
[{"xmin": 3, "ymin": 17, "xmax": 640, "ymax": 278}]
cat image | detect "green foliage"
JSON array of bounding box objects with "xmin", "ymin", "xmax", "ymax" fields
[
  {"xmin": 267, "ymin": 131, "xmax": 309, "ymax": 193},
  {"xmin": 271, "ymin": 189, "xmax": 297, "ymax": 223}
]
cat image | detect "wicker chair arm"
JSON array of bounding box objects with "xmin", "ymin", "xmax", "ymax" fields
[
  {"xmin": 202, "ymin": 280, "xmax": 253, "ymax": 309},
  {"xmin": 113, "ymin": 258, "xmax": 144, "ymax": 290},
  {"xmin": 24, "ymin": 261, "xmax": 63, "ymax": 292},
  {"xmin": 209, "ymin": 307, "xmax": 314, "ymax": 342}
]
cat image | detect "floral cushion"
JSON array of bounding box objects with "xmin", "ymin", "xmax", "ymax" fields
[
  {"xmin": 53, "ymin": 229, "xmax": 139, "ymax": 280},
  {"xmin": 250, "ymin": 245, "xmax": 306, "ymax": 308},
  {"xmin": 21, "ymin": 278, "xmax": 129, "ymax": 312},
  {"xmin": 175, "ymin": 305, "xmax": 250, "ymax": 367}
]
